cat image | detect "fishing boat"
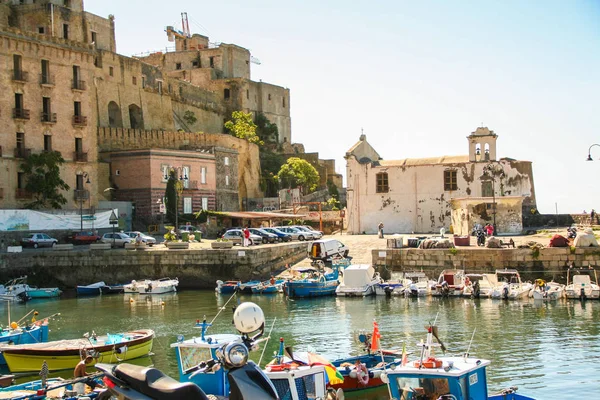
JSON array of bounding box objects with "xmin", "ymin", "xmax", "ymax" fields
[
  {"xmin": 26, "ymin": 286, "xmax": 62, "ymax": 299},
  {"xmin": 383, "ymin": 322, "xmax": 536, "ymax": 400},
  {"xmin": 462, "ymin": 273, "xmax": 497, "ymax": 298},
  {"xmin": 283, "ymin": 266, "xmax": 340, "ymax": 298},
  {"xmin": 0, "ymin": 329, "xmax": 154, "ymax": 372},
  {"xmin": 565, "ymin": 266, "xmax": 600, "ymax": 300},
  {"xmin": 251, "ymin": 279, "xmax": 284, "ymax": 294},
  {"xmin": 404, "ymin": 271, "xmax": 436, "ymax": 297},
  {"xmin": 433, "ymin": 269, "xmax": 466, "ymax": 296},
  {"xmin": 215, "ymin": 280, "xmax": 240, "ymax": 294},
  {"xmin": 124, "ymin": 278, "xmax": 178, "ymax": 294},
  {"xmin": 0, "ymin": 375, "xmax": 105, "ymax": 399},
  {"xmin": 0, "ymin": 277, "xmax": 30, "ymax": 302},
  {"xmin": 530, "ymin": 279, "xmax": 565, "ymax": 301},
  {"xmin": 375, "ymin": 280, "xmax": 405, "ymax": 296},
  {"xmin": 336, "ymin": 264, "xmax": 381, "ymax": 297},
  {"xmin": 490, "ymin": 269, "xmax": 532, "ymax": 300},
  {"xmin": 237, "ymin": 280, "xmax": 261, "ymax": 294},
  {"xmin": 100, "ymin": 284, "xmax": 125, "ymax": 295},
  {"xmin": 76, "ymin": 282, "xmax": 106, "ymax": 296}
]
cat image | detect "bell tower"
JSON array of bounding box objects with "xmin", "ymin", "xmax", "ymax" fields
[{"xmin": 468, "ymin": 127, "xmax": 498, "ymax": 162}]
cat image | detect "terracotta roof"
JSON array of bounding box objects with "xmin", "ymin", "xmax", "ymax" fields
[{"xmin": 379, "ymin": 155, "xmax": 469, "ymax": 167}]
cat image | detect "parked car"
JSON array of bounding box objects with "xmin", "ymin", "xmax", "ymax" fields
[
  {"xmin": 124, "ymin": 231, "xmax": 157, "ymax": 246},
  {"xmin": 308, "ymin": 239, "xmax": 349, "ymax": 261},
  {"xmin": 249, "ymin": 228, "xmax": 278, "ymax": 244},
  {"xmin": 222, "ymin": 229, "xmax": 262, "ymax": 246},
  {"xmin": 179, "ymin": 225, "xmax": 198, "ymax": 233},
  {"xmin": 21, "ymin": 233, "xmax": 58, "ymax": 248},
  {"xmin": 71, "ymin": 231, "xmax": 101, "ymax": 245},
  {"xmin": 275, "ymin": 226, "xmax": 314, "ymax": 241},
  {"xmin": 262, "ymin": 227, "xmax": 292, "ymax": 242},
  {"xmin": 101, "ymin": 232, "xmax": 132, "ymax": 248},
  {"xmin": 292, "ymin": 225, "xmax": 323, "ymax": 239},
  {"xmin": 300, "ymin": 225, "xmax": 324, "ymax": 236}
]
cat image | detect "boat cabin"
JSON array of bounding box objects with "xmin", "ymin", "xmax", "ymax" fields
[{"xmin": 265, "ymin": 365, "xmax": 327, "ymax": 400}]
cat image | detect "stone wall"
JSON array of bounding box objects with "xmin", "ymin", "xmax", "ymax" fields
[
  {"xmin": 0, "ymin": 242, "xmax": 309, "ymax": 289},
  {"xmin": 372, "ymin": 247, "xmax": 600, "ymax": 282}
]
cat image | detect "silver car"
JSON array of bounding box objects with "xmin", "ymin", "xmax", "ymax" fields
[
  {"xmin": 125, "ymin": 231, "xmax": 157, "ymax": 246},
  {"xmin": 101, "ymin": 232, "xmax": 132, "ymax": 248},
  {"xmin": 275, "ymin": 226, "xmax": 314, "ymax": 241},
  {"xmin": 21, "ymin": 233, "xmax": 58, "ymax": 248},
  {"xmin": 222, "ymin": 229, "xmax": 262, "ymax": 246},
  {"xmin": 292, "ymin": 226, "xmax": 323, "ymax": 239}
]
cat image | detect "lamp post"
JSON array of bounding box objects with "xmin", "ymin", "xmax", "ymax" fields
[
  {"xmin": 163, "ymin": 166, "xmax": 188, "ymax": 238},
  {"xmin": 79, "ymin": 172, "xmax": 91, "ymax": 232},
  {"xmin": 482, "ymin": 162, "xmax": 505, "ymax": 236},
  {"xmin": 587, "ymin": 144, "xmax": 600, "ymax": 161}
]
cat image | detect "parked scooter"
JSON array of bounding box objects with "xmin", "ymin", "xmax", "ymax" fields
[
  {"xmin": 96, "ymin": 303, "xmax": 279, "ymax": 400},
  {"xmin": 476, "ymin": 228, "xmax": 486, "ymax": 246},
  {"xmin": 567, "ymin": 226, "xmax": 577, "ymax": 239}
]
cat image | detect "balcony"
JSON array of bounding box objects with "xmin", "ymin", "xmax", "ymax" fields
[
  {"xmin": 73, "ymin": 151, "xmax": 88, "ymax": 162},
  {"xmin": 14, "ymin": 147, "xmax": 31, "ymax": 159},
  {"xmin": 15, "ymin": 188, "xmax": 33, "ymax": 199},
  {"xmin": 74, "ymin": 189, "xmax": 90, "ymax": 201},
  {"xmin": 72, "ymin": 115, "xmax": 87, "ymax": 126},
  {"xmin": 72, "ymin": 80, "xmax": 86, "ymax": 91},
  {"xmin": 40, "ymin": 74, "xmax": 55, "ymax": 86},
  {"xmin": 13, "ymin": 108, "xmax": 30, "ymax": 120},
  {"xmin": 43, "ymin": 149, "xmax": 61, "ymax": 156},
  {"xmin": 41, "ymin": 112, "xmax": 57, "ymax": 123},
  {"xmin": 12, "ymin": 70, "xmax": 28, "ymax": 82}
]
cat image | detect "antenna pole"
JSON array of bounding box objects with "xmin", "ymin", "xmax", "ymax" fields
[
  {"xmin": 464, "ymin": 328, "xmax": 476, "ymax": 360},
  {"xmin": 258, "ymin": 318, "xmax": 277, "ymax": 367},
  {"xmin": 208, "ymin": 292, "xmax": 237, "ymax": 329}
]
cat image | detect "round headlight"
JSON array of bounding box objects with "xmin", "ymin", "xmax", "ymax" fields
[{"xmin": 224, "ymin": 343, "xmax": 248, "ymax": 367}]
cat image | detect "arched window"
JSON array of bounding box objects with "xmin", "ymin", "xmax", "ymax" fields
[
  {"xmin": 128, "ymin": 104, "xmax": 144, "ymax": 129},
  {"xmin": 107, "ymin": 101, "xmax": 122, "ymax": 128},
  {"xmin": 376, "ymin": 172, "xmax": 389, "ymax": 193}
]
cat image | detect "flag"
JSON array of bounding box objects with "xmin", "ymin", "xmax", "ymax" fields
[
  {"xmin": 401, "ymin": 342, "xmax": 408, "ymax": 366},
  {"xmin": 371, "ymin": 321, "xmax": 381, "ymax": 352}
]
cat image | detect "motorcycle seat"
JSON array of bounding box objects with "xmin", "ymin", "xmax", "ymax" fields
[{"xmin": 114, "ymin": 363, "xmax": 209, "ymax": 400}]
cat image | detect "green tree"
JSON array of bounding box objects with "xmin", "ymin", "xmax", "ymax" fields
[
  {"xmin": 224, "ymin": 111, "xmax": 263, "ymax": 145},
  {"xmin": 276, "ymin": 157, "xmax": 320, "ymax": 194},
  {"xmin": 255, "ymin": 113, "xmax": 279, "ymax": 144},
  {"xmin": 164, "ymin": 169, "xmax": 182, "ymax": 224},
  {"xmin": 20, "ymin": 151, "xmax": 70, "ymax": 209}
]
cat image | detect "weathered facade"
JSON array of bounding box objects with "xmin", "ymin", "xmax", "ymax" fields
[{"xmin": 345, "ymin": 127, "xmax": 536, "ymax": 234}]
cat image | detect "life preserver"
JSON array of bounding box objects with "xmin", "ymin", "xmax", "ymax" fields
[
  {"xmin": 413, "ymin": 357, "xmax": 443, "ymax": 369},
  {"xmin": 356, "ymin": 363, "xmax": 369, "ymax": 386}
]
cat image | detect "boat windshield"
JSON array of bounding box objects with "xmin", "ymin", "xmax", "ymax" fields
[
  {"xmin": 178, "ymin": 346, "xmax": 213, "ymax": 373},
  {"xmin": 395, "ymin": 376, "xmax": 462, "ymax": 400}
]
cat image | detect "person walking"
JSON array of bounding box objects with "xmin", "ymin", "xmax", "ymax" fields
[{"xmin": 378, "ymin": 222, "xmax": 384, "ymax": 238}]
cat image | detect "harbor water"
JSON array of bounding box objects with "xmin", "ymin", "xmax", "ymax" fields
[{"xmin": 2, "ymin": 291, "xmax": 599, "ymax": 399}]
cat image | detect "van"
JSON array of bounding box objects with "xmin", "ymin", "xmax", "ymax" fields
[{"xmin": 308, "ymin": 239, "xmax": 349, "ymax": 261}]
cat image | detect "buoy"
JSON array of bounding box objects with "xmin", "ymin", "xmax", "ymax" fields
[
  {"xmin": 129, "ymin": 298, "xmax": 134, "ymax": 303},
  {"xmin": 161, "ymin": 301, "xmax": 165, "ymax": 306},
  {"xmin": 10, "ymin": 322, "xmax": 18, "ymax": 329}
]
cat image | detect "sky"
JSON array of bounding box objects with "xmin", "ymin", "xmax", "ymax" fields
[{"xmin": 85, "ymin": 0, "xmax": 600, "ymax": 214}]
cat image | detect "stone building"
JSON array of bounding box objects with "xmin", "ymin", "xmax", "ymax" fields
[{"xmin": 345, "ymin": 127, "xmax": 536, "ymax": 235}]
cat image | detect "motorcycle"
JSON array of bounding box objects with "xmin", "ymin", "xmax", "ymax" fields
[
  {"xmin": 567, "ymin": 227, "xmax": 577, "ymax": 239},
  {"xmin": 96, "ymin": 303, "xmax": 279, "ymax": 400},
  {"xmin": 476, "ymin": 229, "xmax": 486, "ymax": 246}
]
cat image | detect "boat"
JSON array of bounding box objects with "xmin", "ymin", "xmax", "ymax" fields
[
  {"xmin": 0, "ymin": 329, "xmax": 154, "ymax": 372},
  {"xmin": 215, "ymin": 280, "xmax": 240, "ymax": 294},
  {"xmin": 0, "ymin": 277, "xmax": 31, "ymax": 302},
  {"xmin": 123, "ymin": 278, "xmax": 178, "ymax": 294},
  {"xmin": 0, "ymin": 374, "xmax": 14, "ymax": 388},
  {"xmin": 403, "ymin": 271, "xmax": 436, "ymax": 297},
  {"xmin": 490, "ymin": 269, "xmax": 533, "ymax": 300},
  {"xmin": 462, "ymin": 273, "xmax": 497, "ymax": 298},
  {"xmin": 336, "ymin": 264, "xmax": 381, "ymax": 297},
  {"xmin": 383, "ymin": 322, "xmax": 536, "ymax": 400},
  {"xmin": 76, "ymin": 282, "xmax": 106, "ymax": 296},
  {"xmin": 251, "ymin": 279, "xmax": 284, "ymax": 294},
  {"xmin": 531, "ymin": 279, "xmax": 565, "ymax": 301},
  {"xmin": 283, "ymin": 266, "xmax": 340, "ymax": 298},
  {"xmin": 565, "ymin": 266, "xmax": 600, "ymax": 300},
  {"xmin": 237, "ymin": 280, "xmax": 261, "ymax": 294},
  {"xmin": 100, "ymin": 284, "xmax": 125, "ymax": 295},
  {"xmin": 375, "ymin": 280, "xmax": 405, "ymax": 296},
  {"xmin": 0, "ymin": 375, "xmax": 105, "ymax": 398},
  {"xmin": 26, "ymin": 286, "xmax": 62, "ymax": 299},
  {"xmin": 433, "ymin": 269, "xmax": 466, "ymax": 296}
]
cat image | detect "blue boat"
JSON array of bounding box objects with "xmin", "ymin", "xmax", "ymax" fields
[
  {"xmin": 0, "ymin": 375, "xmax": 105, "ymax": 399},
  {"xmin": 27, "ymin": 287, "xmax": 62, "ymax": 299},
  {"xmin": 250, "ymin": 279, "xmax": 284, "ymax": 294},
  {"xmin": 0, "ymin": 323, "xmax": 49, "ymax": 365},
  {"xmin": 76, "ymin": 281, "xmax": 106, "ymax": 296},
  {"xmin": 215, "ymin": 280, "xmax": 240, "ymax": 294},
  {"xmin": 238, "ymin": 280, "xmax": 261, "ymax": 294},
  {"xmin": 283, "ymin": 267, "xmax": 340, "ymax": 298}
]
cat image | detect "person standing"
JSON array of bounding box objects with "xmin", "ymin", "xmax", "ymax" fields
[
  {"xmin": 591, "ymin": 209, "xmax": 596, "ymax": 225},
  {"xmin": 486, "ymin": 224, "xmax": 494, "ymax": 236},
  {"xmin": 243, "ymin": 227, "xmax": 251, "ymax": 247},
  {"xmin": 378, "ymin": 222, "xmax": 384, "ymax": 238}
]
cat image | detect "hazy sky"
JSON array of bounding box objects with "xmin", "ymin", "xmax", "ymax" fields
[{"xmin": 86, "ymin": 0, "xmax": 600, "ymax": 214}]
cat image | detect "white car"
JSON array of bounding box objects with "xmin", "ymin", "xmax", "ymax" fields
[
  {"xmin": 125, "ymin": 231, "xmax": 157, "ymax": 246},
  {"xmin": 101, "ymin": 232, "xmax": 132, "ymax": 248},
  {"xmin": 222, "ymin": 229, "xmax": 262, "ymax": 246},
  {"xmin": 275, "ymin": 227, "xmax": 315, "ymax": 241}
]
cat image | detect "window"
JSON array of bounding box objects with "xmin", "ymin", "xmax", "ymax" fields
[
  {"xmin": 268, "ymin": 93, "xmax": 271, "ymax": 101},
  {"xmin": 192, "ymin": 60, "xmax": 199, "ymax": 67},
  {"xmin": 15, "ymin": 93, "xmax": 23, "ymax": 110},
  {"xmin": 64, "ymin": 0, "xmax": 71, "ymax": 8},
  {"xmin": 161, "ymin": 164, "xmax": 169, "ymax": 182},
  {"xmin": 444, "ymin": 170, "xmax": 458, "ymax": 191},
  {"xmin": 91, "ymin": 31, "xmax": 97, "ymax": 44},
  {"xmin": 225, "ymin": 175, "xmax": 230, "ymax": 186},
  {"xmin": 38, "ymin": 26, "xmax": 45, "ymax": 34},
  {"xmin": 74, "ymin": 101, "xmax": 82, "ymax": 116},
  {"xmin": 246, "ymin": 89, "xmax": 249, "ymax": 100},
  {"xmin": 202, "ymin": 197, "xmax": 208, "ymax": 211},
  {"xmin": 224, "ymin": 156, "xmax": 229, "ymax": 166},
  {"xmin": 141, "ymin": 76, "xmax": 146, "ymax": 88},
  {"xmin": 42, "ymin": 97, "xmax": 53, "ymax": 122},
  {"xmin": 183, "ymin": 197, "xmax": 192, "ymax": 214},
  {"xmin": 209, "ymin": 56, "xmax": 214, "ymax": 68},
  {"xmin": 16, "ymin": 132, "xmax": 24, "ymax": 149},
  {"xmin": 13, "ymin": 54, "xmax": 22, "ymax": 79},
  {"xmin": 482, "ymin": 181, "xmax": 493, "ymax": 197},
  {"xmin": 376, "ymin": 172, "xmax": 389, "ymax": 193},
  {"xmin": 75, "ymin": 137, "xmax": 83, "ymax": 153},
  {"xmin": 183, "ymin": 166, "xmax": 190, "ymax": 188},
  {"xmin": 63, "ymin": 24, "xmax": 69, "ymax": 40},
  {"xmin": 72, "ymin": 65, "xmax": 81, "ymax": 88},
  {"xmin": 168, "ymin": 84, "xmax": 172, "ymax": 94},
  {"xmin": 132, "ymin": 76, "xmax": 137, "ymax": 85},
  {"xmin": 109, "ymin": 66, "xmax": 114, "ymax": 76},
  {"xmin": 175, "ymin": 63, "xmax": 182, "ymax": 70},
  {"xmin": 201, "ymin": 167, "xmax": 206, "ymax": 184},
  {"xmin": 224, "ymin": 88, "xmax": 230, "ymax": 99},
  {"xmin": 157, "ymin": 81, "xmax": 163, "ymax": 94},
  {"xmin": 44, "ymin": 135, "xmax": 52, "ymax": 152},
  {"xmin": 283, "ymin": 97, "xmax": 286, "ymax": 108},
  {"xmin": 76, "ymin": 174, "xmax": 84, "ymax": 190},
  {"xmin": 41, "ymin": 60, "xmax": 50, "ymax": 83},
  {"xmin": 17, "ymin": 172, "xmax": 26, "ymax": 189}
]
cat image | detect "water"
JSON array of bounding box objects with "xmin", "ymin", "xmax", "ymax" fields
[{"xmin": 2, "ymin": 292, "xmax": 599, "ymax": 399}]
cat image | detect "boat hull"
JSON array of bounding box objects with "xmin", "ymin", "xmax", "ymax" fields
[
  {"xmin": 27, "ymin": 288, "xmax": 61, "ymax": 298},
  {"xmin": 332, "ymin": 354, "xmax": 396, "ymax": 392},
  {"xmin": 101, "ymin": 285, "xmax": 125, "ymax": 295},
  {"xmin": 336, "ymin": 284, "xmax": 376, "ymax": 297},
  {"xmin": 284, "ymin": 280, "xmax": 338, "ymax": 298},
  {"xmin": 0, "ymin": 324, "xmax": 49, "ymax": 365},
  {"xmin": 76, "ymin": 286, "xmax": 102, "ymax": 296},
  {"xmin": 124, "ymin": 279, "xmax": 178, "ymax": 294}
]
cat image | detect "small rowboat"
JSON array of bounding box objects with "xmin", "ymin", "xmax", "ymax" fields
[
  {"xmin": 76, "ymin": 281, "xmax": 106, "ymax": 296},
  {"xmin": 0, "ymin": 329, "xmax": 154, "ymax": 372}
]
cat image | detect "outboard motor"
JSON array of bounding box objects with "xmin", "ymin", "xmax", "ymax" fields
[
  {"xmin": 580, "ymin": 287, "xmax": 586, "ymax": 301},
  {"xmin": 502, "ymin": 285, "xmax": 509, "ymax": 300},
  {"xmin": 472, "ymin": 280, "xmax": 481, "ymax": 299},
  {"xmin": 441, "ymin": 281, "xmax": 450, "ymax": 298},
  {"xmin": 384, "ymin": 285, "xmax": 393, "ymax": 297},
  {"xmin": 97, "ymin": 302, "xmax": 279, "ymax": 400}
]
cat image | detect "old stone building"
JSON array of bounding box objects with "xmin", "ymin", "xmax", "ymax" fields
[{"xmin": 345, "ymin": 127, "xmax": 536, "ymax": 235}]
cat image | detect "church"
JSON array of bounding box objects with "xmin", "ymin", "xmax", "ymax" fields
[{"xmin": 344, "ymin": 127, "xmax": 536, "ymax": 235}]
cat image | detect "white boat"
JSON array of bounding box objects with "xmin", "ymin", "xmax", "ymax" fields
[
  {"xmin": 433, "ymin": 269, "xmax": 466, "ymax": 296},
  {"xmin": 336, "ymin": 264, "xmax": 381, "ymax": 297},
  {"xmin": 124, "ymin": 278, "xmax": 178, "ymax": 294},
  {"xmin": 531, "ymin": 280, "xmax": 564, "ymax": 300},
  {"xmin": 462, "ymin": 273, "xmax": 496, "ymax": 298},
  {"xmin": 490, "ymin": 269, "xmax": 532, "ymax": 299},
  {"xmin": 403, "ymin": 272, "xmax": 435, "ymax": 297},
  {"xmin": 565, "ymin": 267, "xmax": 600, "ymax": 300},
  {"xmin": 0, "ymin": 277, "xmax": 30, "ymax": 302}
]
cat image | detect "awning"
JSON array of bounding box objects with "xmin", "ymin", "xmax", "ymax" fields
[{"xmin": 208, "ymin": 211, "xmax": 305, "ymax": 220}]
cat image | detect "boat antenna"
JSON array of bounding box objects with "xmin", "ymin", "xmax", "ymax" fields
[
  {"xmin": 207, "ymin": 291, "xmax": 237, "ymax": 331},
  {"xmin": 464, "ymin": 328, "xmax": 476, "ymax": 361},
  {"xmin": 258, "ymin": 317, "xmax": 277, "ymax": 367}
]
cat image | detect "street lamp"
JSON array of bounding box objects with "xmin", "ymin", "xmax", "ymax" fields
[
  {"xmin": 163, "ymin": 166, "xmax": 188, "ymax": 238},
  {"xmin": 79, "ymin": 172, "xmax": 91, "ymax": 232},
  {"xmin": 587, "ymin": 144, "xmax": 600, "ymax": 161},
  {"xmin": 482, "ymin": 162, "xmax": 505, "ymax": 236}
]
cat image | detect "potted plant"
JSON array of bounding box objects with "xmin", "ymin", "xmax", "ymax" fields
[{"xmin": 7, "ymin": 239, "xmax": 22, "ymax": 253}]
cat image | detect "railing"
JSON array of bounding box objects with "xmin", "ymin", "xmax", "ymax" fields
[
  {"xmin": 12, "ymin": 70, "xmax": 28, "ymax": 82},
  {"xmin": 74, "ymin": 189, "xmax": 90, "ymax": 201},
  {"xmin": 40, "ymin": 74, "xmax": 55, "ymax": 85},
  {"xmin": 43, "ymin": 150, "xmax": 61, "ymax": 156},
  {"xmin": 15, "ymin": 188, "xmax": 33, "ymax": 199},
  {"xmin": 72, "ymin": 115, "xmax": 87, "ymax": 126},
  {"xmin": 41, "ymin": 112, "xmax": 57, "ymax": 123},
  {"xmin": 72, "ymin": 80, "xmax": 86, "ymax": 90},
  {"xmin": 14, "ymin": 148, "xmax": 31, "ymax": 159},
  {"xmin": 73, "ymin": 151, "xmax": 88, "ymax": 162},
  {"xmin": 13, "ymin": 108, "xmax": 30, "ymax": 120}
]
